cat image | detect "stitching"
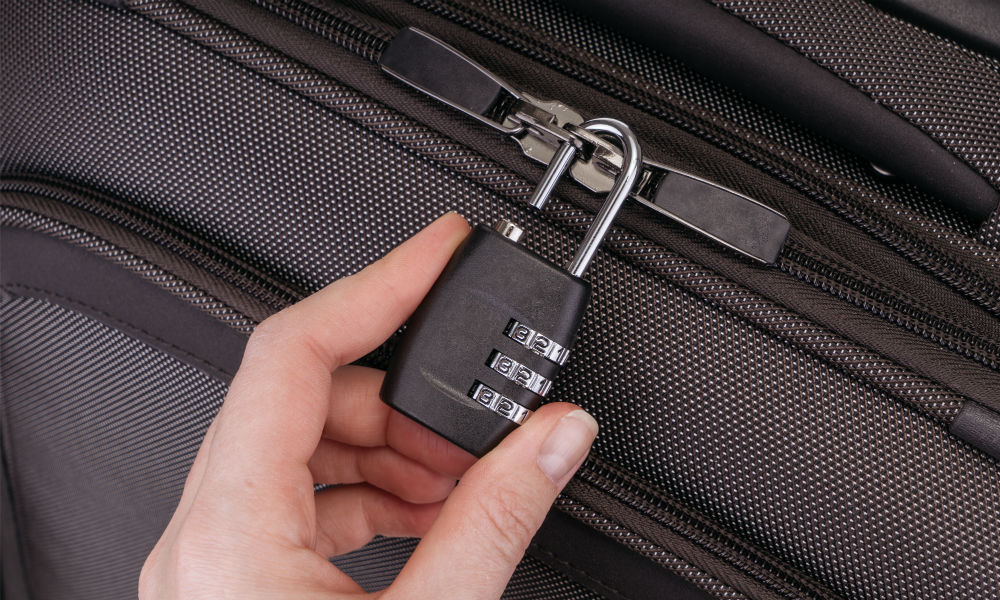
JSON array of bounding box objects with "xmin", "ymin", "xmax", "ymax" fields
[
  {"xmin": 3, "ymin": 283, "xmax": 236, "ymax": 378},
  {"xmin": 527, "ymin": 542, "xmax": 636, "ymax": 600}
]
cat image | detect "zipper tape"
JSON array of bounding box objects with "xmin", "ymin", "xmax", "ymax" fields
[{"xmin": 381, "ymin": 27, "xmax": 791, "ymax": 264}]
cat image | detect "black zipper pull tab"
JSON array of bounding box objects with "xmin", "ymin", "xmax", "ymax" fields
[
  {"xmin": 645, "ymin": 167, "xmax": 790, "ymax": 264},
  {"xmin": 380, "ymin": 27, "xmax": 524, "ymax": 133},
  {"xmin": 380, "ymin": 27, "xmax": 790, "ymax": 265}
]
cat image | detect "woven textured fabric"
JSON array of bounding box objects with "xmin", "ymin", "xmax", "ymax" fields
[
  {"xmin": 120, "ymin": 0, "xmax": 973, "ymax": 424},
  {"xmin": 4, "ymin": 1, "xmax": 1000, "ymax": 599},
  {"xmin": 0, "ymin": 293, "xmax": 228, "ymax": 599},
  {"xmin": 332, "ymin": 536, "xmax": 605, "ymax": 599},
  {"xmin": 981, "ymin": 209, "xmax": 1000, "ymax": 251},
  {"xmin": 474, "ymin": 0, "xmax": 977, "ymax": 237},
  {"xmin": 0, "ymin": 205, "xmax": 257, "ymax": 333},
  {"xmin": 553, "ymin": 497, "xmax": 747, "ymax": 600},
  {"xmin": 711, "ymin": 0, "xmax": 1000, "ymax": 192}
]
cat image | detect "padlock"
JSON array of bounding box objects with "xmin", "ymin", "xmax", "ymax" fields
[{"xmin": 380, "ymin": 118, "xmax": 642, "ymax": 456}]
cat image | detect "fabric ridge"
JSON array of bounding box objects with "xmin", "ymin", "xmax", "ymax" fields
[{"xmin": 3, "ymin": 0, "xmax": 1000, "ymax": 599}]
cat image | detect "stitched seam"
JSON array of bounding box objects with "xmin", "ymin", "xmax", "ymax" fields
[
  {"xmin": 527, "ymin": 542, "xmax": 636, "ymax": 600},
  {"xmin": 1, "ymin": 202, "xmax": 264, "ymax": 330},
  {"xmin": 3, "ymin": 283, "xmax": 236, "ymax": 378},
  {"xmin": 0, "ymin": 380, "xmax": 34, "ymax": 600}
]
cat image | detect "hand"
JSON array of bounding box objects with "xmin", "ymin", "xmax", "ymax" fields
[{"xmin": 139, "ymin": 213, "xmax": 599, "ymax": 599}]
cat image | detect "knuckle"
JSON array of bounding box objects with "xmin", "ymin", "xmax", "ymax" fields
[
  {"xmin": 137, "ymin": 551, "xmax": 161, "ymax": 599},
  {"xmin": 138, "ymin": 528, "xmax": 205, "ymax": 599},
  {"xmin": 474, "ymin": 477, "xmax": 538, "ymax": 564},
  {"xmin": 246, "ymin": 313, "xmax": 287, "ymax": 351}
]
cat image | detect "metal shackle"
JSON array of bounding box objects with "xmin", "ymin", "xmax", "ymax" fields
[{"xmin": 527, "ymin": 118, "xmax": 643, "ymax": 278}]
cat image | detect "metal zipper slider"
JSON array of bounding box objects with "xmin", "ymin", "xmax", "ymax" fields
[{"xmin": 380, "ymin": 27, "xmax": 790, "ymax": 264}]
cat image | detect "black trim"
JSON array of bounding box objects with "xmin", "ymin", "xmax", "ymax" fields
[
  {"xmin": 950, "ymin": 401, "xmax": 1000, "ymax": 461},
  {"xmin": 870, "ymin": 0, "xmax": 1000, "ymax": 59},
  {"xmin": 1, "ymin": 227, "xmax": 248, "ymax": 382},
  {"xmin": 530, "ymin": 508, "xmax": 713, "ymax": 600},
  {"xmin": 565, "ymin": 0, "xmax": 999, "ymax": 222}
]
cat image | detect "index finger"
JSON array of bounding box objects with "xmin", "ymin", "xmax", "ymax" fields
[{"xmin": 212, "ymin": 213, "xmax": 470, "ymax": 474}]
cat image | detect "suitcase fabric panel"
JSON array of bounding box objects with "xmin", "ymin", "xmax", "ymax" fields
[{"xmin": 3, "ymin": 0, "xmax": 1000, "ymax": 598}]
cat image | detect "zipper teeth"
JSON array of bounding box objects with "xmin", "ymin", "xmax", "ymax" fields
[
  {"xmin": 250, "ymin": 0, "xmax": 390, "ymax": 60},
  {"xmin": 0, "ymin": 179, "xmax": 302, "ymax": 310},
  {"xmin": 238, "ymin": 0, "xmax": 1000, "ymax": 374},
  {"xmin": 575, "ymin": 459, "xmax": 840, "ymax": 600},
  {"xmin": 405, "ymin": 1, "xmax": 1000, "ymax": 341},
  {"xmin": 779, "ymin": 243, "xmax": 1000, "ymax": 370}
]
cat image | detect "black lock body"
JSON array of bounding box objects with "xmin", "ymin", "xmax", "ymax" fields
[{"xmin": 381, "ymin": 224, "xmax": 590, "ymax": 456}]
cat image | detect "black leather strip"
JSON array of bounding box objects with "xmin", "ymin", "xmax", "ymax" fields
[
  {"xmin": 950, "ymin": 401, "xmax": 1000, "ymax": 461},
  {"xmin": 565, "ymin": 0, "xmax": 999, "ymax": 222},
  {"xmin": 530, "ymin": 508, "xmax": 713, "ymax": 600},
  {"xmin": 1, "ymin": 227, "xmax": 249, "ymax": 382},
  {"xmin": 870, "ymin": 0, "xmax": 1000, "ymax": 58}
]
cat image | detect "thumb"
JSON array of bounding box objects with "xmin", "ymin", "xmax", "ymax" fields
[{"xmin": 386, "ymin": 404, "xmax": 598, "ymax": 599}]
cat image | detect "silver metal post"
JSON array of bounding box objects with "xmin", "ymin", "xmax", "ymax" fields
[
  {"xmin": 527, "ymin": 142, "xmax": 578, "ymax": 209},
  {"xmin": 565, "ymin": 119, "xmax": 642, "ymax": 278}
]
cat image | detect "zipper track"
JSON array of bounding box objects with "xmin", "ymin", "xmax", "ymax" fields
[
  {"xmin": 116, "ymin": 1, "xmax": 997, "ymax": 596},
  {"xmin": 249, "ymin": 0, "xmax": 390, "ymax": 60},
  {"xmin": 0, "ymin": 177, "xmax": 304, "ymax": 311},
  {"xmin": 400, "ymin": 0, "xmax": 1000, "ymax": 347},
  {"xmin": 224, "ymin": 0, "xmax": 1000, "ymax": 386},
  {"xmin": 571, "ymin": 459, "xmax": 841, "ymax": 600},
  {"xmin": 779, "ymin": 242, "xmax": 1000, "ymax": 370}
]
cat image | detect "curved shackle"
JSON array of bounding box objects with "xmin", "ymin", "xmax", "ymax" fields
[{"xmin": 526, "ymin": 117, "xmax": 643, "ymax": 278}]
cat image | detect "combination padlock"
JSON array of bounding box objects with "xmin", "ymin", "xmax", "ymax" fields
[{"xmin": 381, "ymin": 118, "xmax": 642, "ymax": 456}]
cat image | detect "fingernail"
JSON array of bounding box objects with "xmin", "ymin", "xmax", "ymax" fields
[{"xmin": 537, "ymin": 410, "xmax": 598, "ymax": 484}]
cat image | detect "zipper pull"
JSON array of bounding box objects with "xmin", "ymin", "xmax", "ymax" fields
[
  {"xmin": 380, "ymin": 27, "xmax": 790, "ymax": 264},
  {"xmin": 379, "ymin": 27, "xmax": 526, "ymax": 134}
]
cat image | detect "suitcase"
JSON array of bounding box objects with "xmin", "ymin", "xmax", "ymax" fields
[{"xmin": 3, "ymin": 0, "xmax": 999, "ymax": 598}]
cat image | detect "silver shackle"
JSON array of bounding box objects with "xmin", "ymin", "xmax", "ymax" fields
[{"xmin": 526, "ymin": 118, "xmax": 643, "ymax": 278}]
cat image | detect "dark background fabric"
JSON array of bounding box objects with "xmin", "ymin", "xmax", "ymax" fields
[{"xmin": 3, "ymin": 1, "xmax": 1000, "ymax": 598}]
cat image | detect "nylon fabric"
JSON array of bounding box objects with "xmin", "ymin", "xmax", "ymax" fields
[
  {"xmin": 332, "ymin": 536, "xmax": 606, "ymax": 599},
  {"xmin": 0, "ymin": 294, "xmax": 227, "ymax": 599},
  {"xmin": 120, "ymin": 0, "xmax": 974, "ymax": 424},
  {"xmin": 708, "ymin": 0, "xmax": 1000, "ymax": 247},
  {"xmin": 4, "ymin": 1, "xmax": 1000, "ymax": 599}
]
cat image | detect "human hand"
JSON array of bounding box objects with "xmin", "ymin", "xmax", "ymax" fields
[{"xmin": 139, "ymin": 213, "xmax": 599, "ymax": 599}]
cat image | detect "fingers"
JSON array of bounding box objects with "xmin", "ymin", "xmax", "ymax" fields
[
  {"xmin": 313, "ymin": 484, "xmax": 443, "ymax": 558},
  {"xmin": 387, "ymin": 404, "xmax": 598, "ymax": 600},
  {"xmin": 322, "ymin": 365, "xmax": 477, "ymax": 478},
  {"xmin": 322, "ymin": 365, "xmax": 391, "ymax": 447},
  {"xmin": 207, "ymin": 214, "xmax": 470, "ymax": 477},
  {"xmin": 386, "ymin": 412, "xmax": 478, "ymax": 479},
  {"xmin": 308, "ymin": 439, "xmax": 455, "ymax": 504},
  {"xmin": 250, "ymin": 211, "xmax": 472, "ymax": 370}
]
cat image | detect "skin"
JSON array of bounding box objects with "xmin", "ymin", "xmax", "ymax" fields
[{"xmin": 139, "ymin": 213, "xmax": 598, "ymax": 599}]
